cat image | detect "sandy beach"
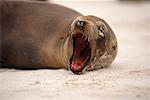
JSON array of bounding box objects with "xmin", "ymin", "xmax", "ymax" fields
[{"xmin": 0, "ymin": 1, "xmax": 150, "ymax": 100}]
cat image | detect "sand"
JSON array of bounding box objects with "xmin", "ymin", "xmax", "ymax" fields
[{"xmin": 0, "ymin": 1, "xmax": 150, "ymax": 100}]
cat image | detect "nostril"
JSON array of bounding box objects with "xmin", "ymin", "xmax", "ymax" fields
[{"xmin": 76, "ymin": 20, "xmax": 85, "ymax": 27}]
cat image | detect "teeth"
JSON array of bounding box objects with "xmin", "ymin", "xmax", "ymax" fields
[
  {"xmin": 82, "ymin": 36, "xmax": 85, "ymax": 38},
  {"xmin": 72, "ymin": 32, "xmax": 75, "ymax": 35},
  {"xmin": 86, "ymin": 37, "xmax": 88, "ymax": 40},
  {"xmin": 85, "ymin": 36, "xmax": 87, "ymax": 40}
]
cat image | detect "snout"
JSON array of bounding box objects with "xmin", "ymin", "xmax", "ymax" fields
[{"xmin": 76, "ymin": 20, "xmax": 85, "ymax": 28}]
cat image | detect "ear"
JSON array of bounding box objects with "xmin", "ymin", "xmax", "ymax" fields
[{"xmin": 96, "ymin": 21, "xmax": 108, "ymax": 37}]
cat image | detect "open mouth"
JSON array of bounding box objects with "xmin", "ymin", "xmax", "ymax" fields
[{"xmin": 70, "ymin": 32, "xmax": 91, "ymax": 74}]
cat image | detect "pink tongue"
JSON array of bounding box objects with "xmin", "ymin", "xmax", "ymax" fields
[{"xmin": 71, "ymin": 60, "xmax": 83, "ymax": 71}]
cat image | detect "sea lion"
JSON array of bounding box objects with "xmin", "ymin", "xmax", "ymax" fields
[{"xmin": 0, "ymin": 1, "xmax": 117, "ymax": 74}]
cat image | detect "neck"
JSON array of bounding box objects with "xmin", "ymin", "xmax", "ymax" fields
[{"xmin": 59, "ymin": 36, "xmax": 73, "ymax": 69}]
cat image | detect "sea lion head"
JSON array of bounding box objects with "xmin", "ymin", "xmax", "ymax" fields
[{"xmin": 68, "ymin": 15, "xmax": 112, "ymax": 74}]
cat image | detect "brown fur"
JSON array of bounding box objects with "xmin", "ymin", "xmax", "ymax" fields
[
  {"xmin": 0, "ymin": 1, "xmax": 81, "ymax": 68},
  {"xmin": 70, "ymin": 16, "xmax": 117, "ymax": 71}
]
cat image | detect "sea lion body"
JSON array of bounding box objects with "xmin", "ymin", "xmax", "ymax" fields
[
  {"xmin": 0, "ymin": 1, "xmax": 117, "ymax": 74},
  {"xmin": 1, "ymin": 1, "xmax": 81, "ymax": 68}
]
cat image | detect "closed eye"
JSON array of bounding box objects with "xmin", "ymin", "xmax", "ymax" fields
[
  {"xmin": 98, "ymin": 27, "xmax": 105, "ymax": 37},
  {"xmin": 98, "ymin": 27, "xmax": 104, "ymax": 34}
]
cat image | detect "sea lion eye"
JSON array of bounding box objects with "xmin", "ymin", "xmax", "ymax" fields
[
  {"xmin": 96, "ymin": 20, "xmax": 107, "ymax": 38},
  {"xmin": 98, "ymin": 26, "xmax": 104, "ymax": 33},
  {"xmin": 98, "ymin": 26, "xmax": 104, "ymax": 37}
]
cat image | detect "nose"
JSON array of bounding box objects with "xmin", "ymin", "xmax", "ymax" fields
[{"xmin": 76, "ymin": 20, "xmax": 85, "ymax": 28}]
